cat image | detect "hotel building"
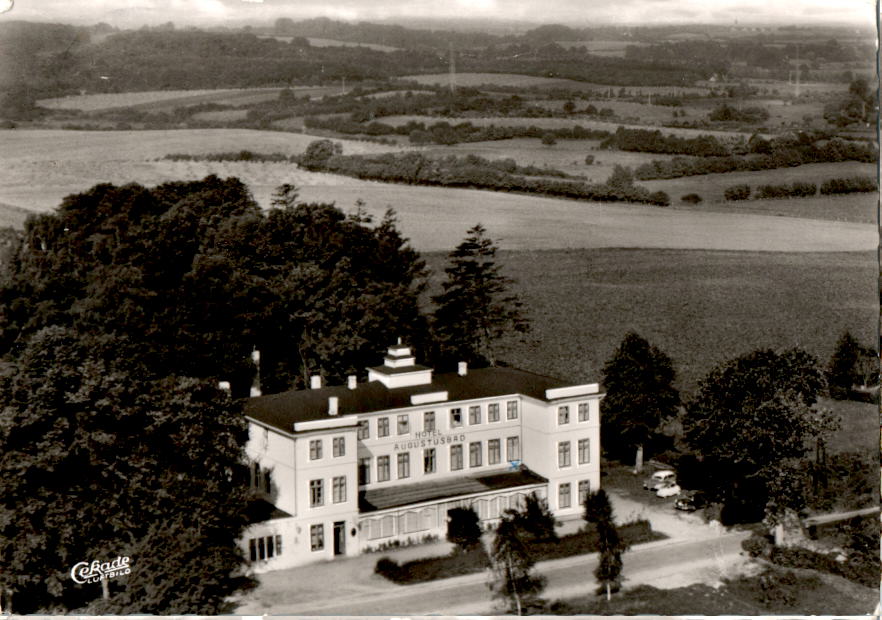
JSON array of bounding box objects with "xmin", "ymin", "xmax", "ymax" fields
[{"xmin": 241, "ymin": 343, "xmax": 602, "ymax": 571}]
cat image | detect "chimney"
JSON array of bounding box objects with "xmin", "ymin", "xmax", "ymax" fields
[
  {"xmin": 218, "ymin": 381, "xmax": 231, "ymax": 392},
  {"xmin": 328, "ymin": 396, "xmax": 339, "ymax": 416},
  {"xmin": 348, "ymin": 375, "xmax": 357, "ymax": 390},
  {"xmin": 458, "ymin": 361, "xmax": 468, "ymax": 376},
  {"xmin": 310, "ymin": 375, "xmax": 322, "ymax": 390}
]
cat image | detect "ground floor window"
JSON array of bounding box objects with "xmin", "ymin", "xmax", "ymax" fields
[
  {"xmin": 578, "ymin": 480, "xmax": 591, "ymax": 505},
  {"xmin": 249, "ymin": 534, "xmax": 282, "ymax": 561},
  {"xmin": 559, "ymin": 483, "xmax": 571, "ymax": 508},
  {"xmin": 310, "ymin": 524, "xmax": 324, "ymax": 551}
]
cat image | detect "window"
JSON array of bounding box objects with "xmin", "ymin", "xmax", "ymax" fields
[
  {"xmin": 578, "ymin": 402, "xmax": 589, "ymax": 422},
  {"xmin": 469, "ymin": 441, "xmax": 482, "ymax": 467},
  {"xmin": 488, "ymin": 439, "xmax": 501, "ymax": 465},
  {"xmin": 377, "ymin": 456, "xmax": 390, "ymax": 482},
  {"xmin": 333, "ymin": 436, "xmax": 345, "ymax": 457},
  {"xmin": 424, "ymin": 411, "xmax": 435, "ymax": 432},
  {"xmin": 249, "ymin": 535, "xmax": 282, "ymax": 561},
  {"xmin": 424, "ymin": 448, "xmax": 436, "ymax": 474},
  {"xmin": 358, "ymin": 457, "xmax": 371, "ymax": 485},
  {"xmin": 378, "ymin": 417, "xmax": 390, "ymax": 437},
  {"xmin": 332, "ymin": 476, "xmax": 346, "ymax": 503},
  {"xmin": 559, "ymin": 483, "xmax": 571, "ymax": 509},
  {"xmin": 263, "ymin": 470, "xmax": 272, "ymax": 493},
  {"xmin": 251, "ymin": 462, "xmax": 261, "ymax": 488},
  {"xmin": 506, "ymin": 400, "xmax": 518, "ymax": 420},
  {"xmin": 578, "ymin": 438, "xmax": 590, "ymax": 464},
  {"xmin": 357, "ymin": 420, "xmax": 369, "ymax": 439},
  {"xmin": 309, "ymin": 479, "xmax": 324, "ymax": 507},
  {"xmin": 310, "ymin": 524, "xmax": 324, "ymax": 551},
  {"xmin": 397, "ymin": 414, "xmax": 410, "ymax": 435},
  {"xmin": 397, "ymin": 452, "xmax": 410, "ymax": 479},
  {"xmin": 450, "ymin": 408, "xmax": 463, "ymax": 427},
  {"xmin": 578, "ymin": 480, "xmax": 591, "ymax": 505},
  {"xmin": 309, "ymin": 439, "xmax": 322, "ymax": 460},
  {"xmin": 558, "ymin": 405, "xmax": 570, "ymax": 425},
  {"xmin": 558, "ymin": 441, "xmax": 571, "ymax": 468},
  {"xmin": 488, "ymin": 403, "xmax": 500, "ymax": 422},
  {"xmin": 506, "ymin": 436, "xmax": 520, "ymax": 462},
  {"xmin": 450, "ymin": 444, "xmax": 463, "ymax": 470},
  {"xmin": 469, "ymin": 405, "xmax": 481, "ymax": 425}
]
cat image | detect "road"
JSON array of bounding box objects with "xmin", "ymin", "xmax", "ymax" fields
[{"xmin": 281, "ymin": 530, "xmax": 750, "ymax": 615}]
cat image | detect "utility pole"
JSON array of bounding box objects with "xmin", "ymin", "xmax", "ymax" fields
[
  {"xmin": 794, "ymin": 43, "xmax": 800, "ymax": 99},
  {"xmin": 448, "ymin": 43, "xmax": 456, "ymax": 95}
]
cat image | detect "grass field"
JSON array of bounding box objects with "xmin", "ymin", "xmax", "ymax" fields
[
  {"xmin": 431, "ymin": 138, "xmax": 673, "ymax": 181},
  {"xmin": 640, "ymin": 161, "xmax": 876, "ymax": 207},
  {"xmin": 398, "ymin": 73, "xmax": 595, "ymax": 89},
  {"xmin": 36, "ymin": 86, "xmax": 340, "ymax": 112},
  {"xmin": 307, "ymin": 37, "xmax": 399, "ymax": 52},
  {"xmin": 422, "ymin": 248, "xmax": 878, "ymax": 397},
  {"xmin": 673, "ymin": 193, "xmax": 875, "ymax": 224}
]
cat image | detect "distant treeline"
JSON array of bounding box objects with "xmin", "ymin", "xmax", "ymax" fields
[
  {"xmin": 304, "ymin": 116, "xmax": 611, "ymax": 145},
  {"xmin": 600, "ymin": 127, "xmax": 731, "ymax": 157},
  {"xmin": 162, "ymin": 151, "xmax": 294, "ymax": 163},
  {"xmin": 724, "ymin": 175, "xmax": 877, "ymax": 201},
  {"xmin": 634, "ymin": 136, "xmax": 877, "ymax": 180},
  {"xmin": 297, "ymin": 143, "xmax": 670, "ymax": 206}
]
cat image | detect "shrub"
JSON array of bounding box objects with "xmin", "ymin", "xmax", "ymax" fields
[
  {"xmin": 374, "ymin": 557, "xmax": 401, "ymax": 581},
  {"xmin": 789, "ymin": 181, "xmax": 817, "ymax": 197},
  {"xmin": 819, "ymin": 176, "xmax": 878, "ymax": 195},
  {"xmin": 681, "ymin": 193, "xmax": 703, "ymax": 204},
  {"xmin": 375, "ymin": 547, "xmax": 490, "ymax": 584},
  {"xmin": 584, "ymin": 154, "xmax": 595, "ymax": 165},
  {"xmin": 724, "ymin": 184, "xmax": 751, "ymax": 201},
  {"xmin": 446, "ymin": 507, "xmax": 483, "ymax": 552},
  {"xmin": 649, "ymin": 191, "xmax": 671, "ymax": 206},
  {"xmin": 755, "ymin": 182, "xmax": 818, "ymax": 199},
  {"xmin": 741, "ymin": 532, "xmax": 773, "ymax": 558},
  {"xmin": 768, "ymin": 543, "xmax": 878, "ymax": 588}
]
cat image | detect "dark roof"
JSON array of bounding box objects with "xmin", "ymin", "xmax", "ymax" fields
[
  {"xmin": 244, "ymin": 367, "xmax": 572, "ymax": 434},
  {"xmin": 367, "ymin": 364, "xmax": 431, "ymax": 375},
  {"xmin": 246, "ymin": 498, "xmax": 292, "ymax": 524},
  {"xmin": 359, "ymin": 467, "xmax": 548, "ymax": 513}
]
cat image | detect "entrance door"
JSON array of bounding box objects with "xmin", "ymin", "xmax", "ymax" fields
[{"xmin": 333, "ymin": 521, "xmax": 346, "ymax": 556}]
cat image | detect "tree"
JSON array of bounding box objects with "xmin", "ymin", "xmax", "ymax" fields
[
  {"xmin": 431, "ymin": 224, "xmax": 529, "ymax": 368},
  {"xmin": 447, "ymin": 507, "xmax": 483, "ymax": 553},
  {"xmin": 826, "ymin": 330, "xmax": 873, "ymax": 399},
  {"xmin": 488, "ymin": 510, "xmax": 546, "ymax": 615},
  {"xmin": 582, "ymin": 490, "xmax": 625, "ymax": 600},
  {"xmin": 605, "ymin": 165, "xmax": 635, "ymax": 191},
  {"xmin": 682, "ymin": 348, "xmax": 833, "ymax": 523},
  {"xmin": 600, "ymin": 333, "xmax": 679, "ymax": 470},
  {"xmin": 0, "ymin": 327, "xmax": 253, "ymax": 614},
  {"xmin": 299, "ymin": 139, "xmax": 343, "ymax": 171},
  {"xmin": 511, "ymin": 493, "xmax": 558, "ymax": 543}
]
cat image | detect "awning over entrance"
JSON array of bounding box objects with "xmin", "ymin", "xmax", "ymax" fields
[{"xmin": 359, "ymin": 467, "xmax": 548, "ymax": 513}]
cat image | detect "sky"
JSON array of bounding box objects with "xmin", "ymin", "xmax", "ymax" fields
[{"xmin": 2, "ymin": 0, "xmax": 878, "ymax": 28}]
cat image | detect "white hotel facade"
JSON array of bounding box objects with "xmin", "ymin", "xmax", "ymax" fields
[{"xmin": 241, "ymin": 343, "xmax": 602, "ymax": 571}]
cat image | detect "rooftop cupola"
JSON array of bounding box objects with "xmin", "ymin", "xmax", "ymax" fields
[{"xmin": 366, "ymin": 340, "xmax": 433, "ymax": 389}]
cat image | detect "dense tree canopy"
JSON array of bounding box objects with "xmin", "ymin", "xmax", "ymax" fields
[
  {"xmin": 0, "ymin": 176, "xmax": 427, "ymax": 394},
  {"xmin": 682, "ymin": 348, "xmax": 834, "ymax": 522},
  {"xmin": 0, "ymin": 327, "xmax": 253, "ymax": 613}
]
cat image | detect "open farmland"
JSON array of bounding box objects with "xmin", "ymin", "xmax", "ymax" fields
[
  {"xmin": 421, "ymin": 248, "xmax": 877, "ymax": 394},
  {"xmin": 36, "ymin": 86, "xmax": 343, "ymax": 113},
  {"xmin": 430, "ymin": 138, "xmax": 676, "ymax": 181},
  {"xmin": 1, "ymin": 130, "xmax": 874, "ymax": 255},
  {"xmin": 307, "ymin": 37, "xmax": 399, "ymax": 51},
  {"xmin": 640, "ymin": 161, "xmax": 877, "ymax": 207},
  {"xmin": 398, "ymin": 73, "xmax": 595, "ymax": 89},
  {"xmin": 674, "ymin": 193, "xmax": 875, "ymax": 224}
]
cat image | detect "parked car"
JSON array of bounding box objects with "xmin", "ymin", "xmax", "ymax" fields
[
  {"xmin": 656, "ymin": 483, "xmax": 681, "ymax": 498},
  {"xmin": 674, "ymin": 491, "xmax": 708, "ymax": 511},
  {"xmin": 643, "ymin": 469, "xmax": 676, "ymax": 491}
]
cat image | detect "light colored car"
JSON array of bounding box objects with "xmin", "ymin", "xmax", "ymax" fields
[
  {"xmin": 642, "ymin": 469, "xmax": 677, "ymax": 491},
  {"xmin": 656, "ymin": 483, "xmax": 682, "ymax": 498}
]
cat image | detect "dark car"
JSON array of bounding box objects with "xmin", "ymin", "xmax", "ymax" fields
[{"xmin": 674, "ymin": 491, "xmax": 708, "ymax": 512}]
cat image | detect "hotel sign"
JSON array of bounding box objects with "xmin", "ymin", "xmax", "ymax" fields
[{"xmin": 394, "ymin": 430, "xmax": 466, "ymax": 451}]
